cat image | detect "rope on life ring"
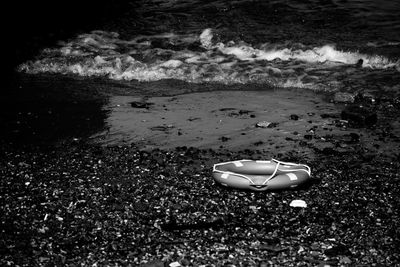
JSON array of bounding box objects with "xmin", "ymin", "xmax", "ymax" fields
[{"xmin": 212, "ymin": 159, "xmax": 311, "ymax": 191}]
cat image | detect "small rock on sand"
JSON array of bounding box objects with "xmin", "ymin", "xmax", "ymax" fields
[
  {"xmin": 341, "ymin": 105, "xmax": 377, "ymax": 126},
  {"xmin": 130, "ymin": 101, "xmax": 154, "ymax": 109},
  {"xmin": 333, "ymin": 92, "xmax": 355, "ymax": 103},
  {"xmin": 256, "ymin": 121, "xmax": 278, "ymax": 128}
]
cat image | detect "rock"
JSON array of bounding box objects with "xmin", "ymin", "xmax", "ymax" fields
[
  {"xmin": 341, "ymin": 105, "xmax": 377, "ymax": 127},
  {"xmin": 324, "ymin": 244, "xmax": 351, "ymax": 256},
  {"xmin": 18, "ymin": 162, "xmax": 31, "ymax": 168},
  {"xmin": 320, "ymin": 113, "xmax": 340, "ymax": 119},
  {"xmin": 321, "ymin": 147, "xmax": 336, "ymax": 155},
  {"xmin": 133, "ymin": 201, "xmax": 149, "ymax": 211},
  {"xmin": 299, "ymin": 141, "xmax": 308, "ymax": 146},
  {"xmin": 254, "ymin": 141, "xmax": 264, "ymax": 146},
  {"xmin": 339, "ymin": 256, "xmax": 352, "ymax": 264},
  {"xmin": 220, "ymin": 136, "xmax": 230, "ymax": 142},
  {"xmin": 333, "ymin": 92, "xmax": 355, "ymax": 103},
  {"xmin": 349, "ymin": 132, "xmax": 360, "ymax": 142},
  {"xmin": 150, "ymin": 125, "xmax": 175, "ymax": 131},
  {"xmin": 304, "ymin": 134, "xmax": 313, "ymax": 140},
  {"xmin": 355, "ymin": 92, "xmax": 376, "ymax": 104},
  {"xmin": 180, "ymin": 259, "xmax": 190, "ymax": 266},
  {"xmin": 188, "ymin": 117, "xmax": 201, "ymax": 121},
  {"xmin": 268, "ymin": 122, "xmax": 279, "ymax": 128},
  {"xmin": 256, "ymin": 121, "xmax": 270, "ymax": 128},
  {"xmin": 290, "ymin": 114, "xmax": 299, "ymax": 120},
  {"xmin": 256, "ymin": 121, "xmax": 278, "ymax": 128},
  {"xmin": 228, "ymin": 109, "xmax": 255, "ymax": 118},
  {"xmin": 355, "ymin": 59, "xmax": 363, "ymax": 68},
  {"xmin": 289, "ymin": 199, "xmax": 307, "ymax": 208},
  {"xmin": 130, "ymin": 101, "xmax": 154, "ymax": 109}
]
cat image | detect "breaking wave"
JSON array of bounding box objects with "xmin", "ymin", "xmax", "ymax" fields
[{"xmin": 19, "ymin": 29, "xmax": 399, "ymax": 90}]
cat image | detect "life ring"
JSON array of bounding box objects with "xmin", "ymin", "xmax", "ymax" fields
[{"xmin": 212, "ymin": 159, "xmax": 311, "ymax": 191}]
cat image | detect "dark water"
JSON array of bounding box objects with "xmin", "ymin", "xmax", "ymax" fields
[
  {"xmin": 18, "ymin": 0, "xmax": 400, "ymax": 92},
  {"xmin": 5, "ymin": 0, "xmax": 400, "ymax": 145}
]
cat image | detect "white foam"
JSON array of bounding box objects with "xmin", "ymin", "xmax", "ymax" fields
[
  {"xmin": 200, "ymin": 28, "xmax": 213, "ymax": 49},
  {"xmin": 18, "ymin": 29, "xmax": 399, "ymax": 90}
]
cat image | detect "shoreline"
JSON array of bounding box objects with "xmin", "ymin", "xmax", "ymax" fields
[{"xmin": 1, "ymin": 74, "xmax": 400, "ymax": 266}]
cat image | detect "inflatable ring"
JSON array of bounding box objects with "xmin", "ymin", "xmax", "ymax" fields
[{"xmin": 212, "ymin": 159, "xmax": 311, "ymax": 191}]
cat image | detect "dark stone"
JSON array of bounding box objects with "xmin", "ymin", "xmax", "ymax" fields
[
  {"xmin": 220, "ymin": 136, "xmax": 230, "ymax": 142},
  {"xmin": 238, "ymin": 110, "xmax": 252, "ymax": 115},
  {"xmin": 356, "ymin": 59, "xmax": 363, "ymax": 68},
  {"xmin": 130, "ymin": 101, "xmax": 154, "ymax": 109},
  {"xmin": 321, "ymin": 147, "xmax": 336, "ymax": 155},
  {"xmin": 341, "ymin": 105, "xmax": 377, "ymax": 127},
  {"xmin": 290, "ymin": 114, "xmax": 299, "ymax": 120},
  {"xmin": 349, "ymin": 133, "xmax": 360, "ymax": 142},
  {"xmin": 256, "ymin": 121, "xmax": 279, "ymax": 128},
  {"xmin": 150, "ymin": 125, "xmax": 174, "ymax": 131},
  {"xmin": 299, "ymin": 141, "xmax": 308, "ymax": 146},
  {"xmin": 324, "ymin": 244, "xmax": 351, "ymax": 256},
  {"xmin": 320, "ymin": 113, "xmax": 340, "ymax": 119},
  {"xmin": 188, "ymin": 117, "xmax": 201, "ymax": 121},
  {"xmin": 304, "ymin": 134, "xmax": 313, "ymax": 140},
  {"xmin": 268, "ymin": 122, "xmax": 279, "ymax": 128},
  {"xmin": 254, "ymin": 141, "xmax": 264, "ymax": 146},
  {"xmin": 133, "ymin": 201, "xmax": 149, "ymax": 211},
  {"xmin": 219, "ymin": 108, "xmax": 236, "ymax": 111}
]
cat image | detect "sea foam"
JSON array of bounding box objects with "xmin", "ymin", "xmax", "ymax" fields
[{"xmin": 19, "ymin": 29, "xmax": 399, "ymax": 91}]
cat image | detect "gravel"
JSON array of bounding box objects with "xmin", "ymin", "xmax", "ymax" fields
[{"xmin": 1, "ymin": 141, "xmax": 399, "ymax": 266}]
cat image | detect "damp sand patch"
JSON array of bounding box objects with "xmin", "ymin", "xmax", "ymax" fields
[{"xmin": 91, "ymin": 89, "xmax": 347, "ymax": 158}]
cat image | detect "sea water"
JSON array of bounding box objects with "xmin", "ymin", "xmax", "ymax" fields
[{"xmin": 18, "ymin": 0, "xmax": 400, "ymax": 93}]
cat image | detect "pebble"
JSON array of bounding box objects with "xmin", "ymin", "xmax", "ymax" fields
[
  {"xmin": 340, "ymin": 256, "xmax": 352, "ymax": 264},
  {"xmin": 130, "ymin": 101, "xmax": 154, "ymax": 109},
  {"xmin": 333, "ymin": 92, "xmax": 355, "ymax": 103},
  {"xmin": 341, "ymin": 105, "xmax": 377, "ymax": 126},
  {"xmin": 289, "ymin": 200, "xmax": 307, "ymax": 208},
  {"xmin": 256, "ymin": 121, "xmax": 278, "ymax": 128}
]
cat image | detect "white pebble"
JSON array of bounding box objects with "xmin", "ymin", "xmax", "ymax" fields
[{"xmin": 289, "ymin": 199, "xmax": 307, "ymax": 208}]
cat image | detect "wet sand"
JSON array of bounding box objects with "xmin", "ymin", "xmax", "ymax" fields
[
  {"xmin": 95, "ymin": 90, "xmax": 332, "ymax": 155},
  {"xmin": 92, "ymin": 88, "xmax": 398, "ymax": 162}
]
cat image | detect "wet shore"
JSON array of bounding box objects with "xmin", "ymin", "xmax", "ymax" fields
[{"xmin": 1, "ymin": 76, "xmax": 400, "ymax": 266}]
